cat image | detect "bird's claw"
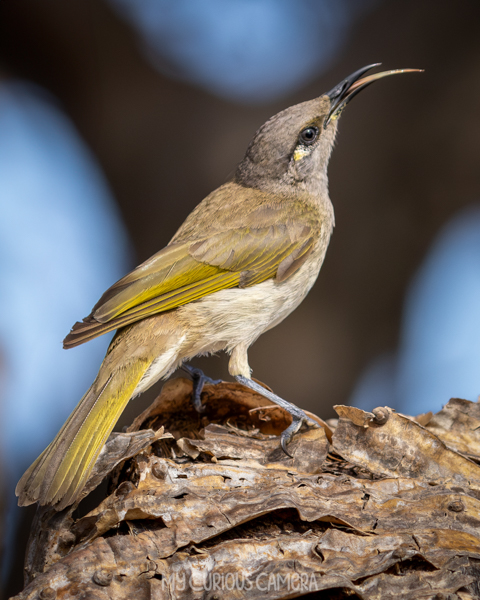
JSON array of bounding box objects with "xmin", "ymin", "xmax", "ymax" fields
[
  {"xmin": 280, "ymin": 411, "xmax": 313, "ymax": 458},
  {"xmin": 234, "ymin": 375, "xmax": 318, "ymax": 458},
  {"xmin": 280, "ymin": 428, "xmax": 295, "ymax": 458},
  {"xmin": 182, "ymin": 365, "xmax": 222, "ymax": 413}
]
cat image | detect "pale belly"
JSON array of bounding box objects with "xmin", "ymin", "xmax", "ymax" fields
[
  {"xmin": 133, "ymin": 238, "xmax": 330, "ymax": 391},
  {"xmin": 133, "ymin": 260, "xmax": 323, "ymax": 395},
  {"xmin": 178, "ymin": 244, "xmax": 327, "ymax": 360}
]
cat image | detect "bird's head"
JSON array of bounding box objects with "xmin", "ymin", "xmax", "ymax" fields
[{"xmin": 235, "ymin": 64, "xmax": 422, "ymax": 197}]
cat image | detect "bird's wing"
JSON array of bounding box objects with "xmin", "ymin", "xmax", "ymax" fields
[
  {"xmin": 188, "ymin": 220, "xmax": 315, "ymax": 286},
  {"xmin": 64, "ymin": 199, "xmax": 319, "ymax": 348}
]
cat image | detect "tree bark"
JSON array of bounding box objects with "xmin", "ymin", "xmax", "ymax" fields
[{"xmin": 10, "ymin": 379, "xmax": 480, "ymax": 599}]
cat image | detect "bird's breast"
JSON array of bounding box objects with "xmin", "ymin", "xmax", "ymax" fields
[{"xmin": 178, "ymin": 238, "xmax": 329, "ymax": 355}]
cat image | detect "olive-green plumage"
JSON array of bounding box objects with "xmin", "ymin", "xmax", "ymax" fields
[
  {"xmin": 63, "ymin": 187, "xmax": 320, "ymax": 347},
  {"xmin": 16, "ymin": 65, "xmax": 421, "ymax": 509}
]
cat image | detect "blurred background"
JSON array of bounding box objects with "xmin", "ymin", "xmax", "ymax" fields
[{"xmin": 1, "ymin": 0, "xmax": 480, "ymax": 596}]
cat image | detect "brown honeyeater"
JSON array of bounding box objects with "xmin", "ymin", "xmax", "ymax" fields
[{"xmin": 16, "ymin": 64, "xmax": 421, "ymax": 510}]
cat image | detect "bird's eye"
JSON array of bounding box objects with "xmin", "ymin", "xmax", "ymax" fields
[{"xmin": 299, "ymin": 126, "xmax": 319, "ymax": 146}]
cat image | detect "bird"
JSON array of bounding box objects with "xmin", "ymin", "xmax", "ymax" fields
[{"xmin": 16, "ymin": 64, "xmax": 421, "ymax": 510}]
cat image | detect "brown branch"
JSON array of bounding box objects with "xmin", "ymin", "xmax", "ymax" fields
[{"xmin": 10, "ymin": 379, "xmax": 480, "ymax": 600}]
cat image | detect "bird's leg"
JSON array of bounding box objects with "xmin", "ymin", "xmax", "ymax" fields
[
  {"xmin": 235, "ymin": 375, "xmax": 317, "ymax": 457},
  {"xmin": 181, "ymin": 364, "xmax": 222, "ymax": 413}
]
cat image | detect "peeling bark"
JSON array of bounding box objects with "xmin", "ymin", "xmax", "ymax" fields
[{"xmin": 11, "ymin": 378, "xmax": 480, "ymax": 599}]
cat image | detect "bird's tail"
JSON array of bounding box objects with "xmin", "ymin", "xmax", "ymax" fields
[{"xmin": 16, "ymin": 358, "xmax": 151, "ymax": 510}]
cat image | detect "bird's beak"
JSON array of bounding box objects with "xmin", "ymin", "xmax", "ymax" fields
[{"xmin": 324, "ymin": 63, "xmax": 423, "ymax": 129}]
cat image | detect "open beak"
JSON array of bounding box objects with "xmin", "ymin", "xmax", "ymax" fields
[{"xmin": 324, "ymin": 63, "xmax": 423, "ymax": 129}]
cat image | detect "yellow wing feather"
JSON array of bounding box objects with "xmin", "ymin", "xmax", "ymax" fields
[
  {"xmin": 64, "ymin": 193, "xmax": 321, "ymax": 349},
  {"xmin": 64, "ymin": 271, "xmax": 241, "ymax": 347}
]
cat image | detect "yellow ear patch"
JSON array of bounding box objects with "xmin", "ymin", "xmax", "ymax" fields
[{"xmin": 293, "ymin": 146, "xmax": 310, "ymax": 161}]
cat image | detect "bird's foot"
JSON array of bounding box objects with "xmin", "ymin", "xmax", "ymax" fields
[
  {"xmin": 235, "ymin": 375, "xmax": 317, "ymax": 458},
  {"xmin": 182, "ymin": 365, "xmax": 222, "ymax": 413}
]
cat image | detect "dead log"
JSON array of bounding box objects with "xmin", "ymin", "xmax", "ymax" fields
[{"xmin": 10, "ymin": 378, "xmax": 480, "ymax": 599}]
